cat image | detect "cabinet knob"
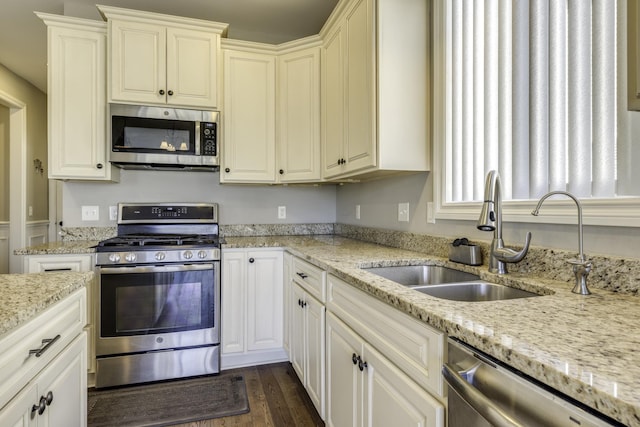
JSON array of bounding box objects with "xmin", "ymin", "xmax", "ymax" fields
[
  {"xmin": 96, "ymin": 163, "xmax": 103, "ymax": 169},
  {"xmin": 225, "ymin": 168, "xmax": 230, "ymax": 173},
  {"xmin": 32, "ymin": 396, "xmax": 47, "ymax": 416},
  {"xmin": 358, "ymin": 359, "xmax": 368, "ymax": 371},
  {"xmin": 168, "ymin": 90, "xmax": 174, "ymax": 96},
  {"xmin": 45, "ymin": 391, "xmax": 53, "ymax": 406},
  {"xmin": 279, "ymin": 169, "xmax": 284, "ymax": 175},
  {"xmin": 159, "ymin": 89, "xmax": 165, "ymax": 95},
  {"xmin": 352, "ymin": 353, "xmax": 358, "ymax": 365},
  {"xmin": 249, "ymin": 257, "xmax": 255, "ymax": 263}
]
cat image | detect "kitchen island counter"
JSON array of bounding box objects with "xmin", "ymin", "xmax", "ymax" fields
[
  {"xmin": 225, "ymin": 235, "xmax": 639, "ymax": 427},
  {"xmin": 0, "ymin": 271, "xmax": 94, "ymax": 337}
]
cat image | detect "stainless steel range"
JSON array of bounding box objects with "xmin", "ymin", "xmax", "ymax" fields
[{"xmin": 94, "ymin": 202, "xmax": 221, "ymax": 389}]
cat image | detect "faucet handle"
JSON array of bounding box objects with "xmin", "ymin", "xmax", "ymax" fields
[{"xmin": 493, "ymin": 232, "xmax": 532, "ymax": 263}]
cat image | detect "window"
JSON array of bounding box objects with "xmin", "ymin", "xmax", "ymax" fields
[{"xmin": 432, "ymin": 0, "xmax": 640, "ymax": 227}]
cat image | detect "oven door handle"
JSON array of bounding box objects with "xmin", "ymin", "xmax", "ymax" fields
[
  {"xmin": 99, "ymin": 263, "xmax": 215, "ymax": 274},
  {"xmin": 442, "ymin": 363, "xmax": 524, "ymax": 427}
]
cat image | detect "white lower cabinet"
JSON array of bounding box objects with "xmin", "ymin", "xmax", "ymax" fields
[
  {"xmin": 0, "ymin": 289, "xmax": 87, "ymax": 427},
  {"xmin": 290, "ymin": 282, "xmax": 325, "ymax": 418},
  {"xmin": 23, "ymin": 254, "xmax": 96, "ymax": 386},
  {"xmin": 221, "ymin": 248, "xmax": 286, "ymax": 369},
  {"xmin": 326, "ymin": 313, "xmax": 443, "ymax": 427},
  {"xmin": 325, "ymin": 274, "xmax": 445, "ymax": 427}
]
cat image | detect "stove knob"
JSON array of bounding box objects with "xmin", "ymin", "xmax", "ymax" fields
[
  {"xmin": 197, "ymin": 250, "xmax": 208, "ymax": 259},
  {"xmin": 183, "ymin": 250, "xmax": 193, "ymax": 260},
  {"xmin": 125, "ymin": 252, "xmax": 137, "ymax": 263},
  {"xmin": 108, "ymin": 253, "xmax": 121, "ymax": 263},
  {"xmin": 155, "ymin": 252, "xmax": 166, "ymax": 261}
]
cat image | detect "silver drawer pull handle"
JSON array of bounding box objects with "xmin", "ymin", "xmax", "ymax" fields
[{"xmin": 29, "ymin": 335, "xmax": 61, "ymax": 358}]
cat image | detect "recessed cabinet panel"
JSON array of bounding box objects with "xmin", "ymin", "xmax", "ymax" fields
[
  {"xmin": 221, "ymin": 49, "xmax": 276, "ymax": 183},
  {"xmin": 110, "ymin": 20, "xmax": 165, "ymax": 104},
  {"xmin": 167, "ymin": 27, "xmax": 218, "ymax": 108},
  {"xmin": 40, "ymin": 14, "xmax": 117, "ymax": 181},
  {"xmin": 278, "ymin": 47, "xmax": 321, "ymax": 182}
]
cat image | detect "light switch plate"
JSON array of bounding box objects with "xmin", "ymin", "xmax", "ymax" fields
[
  {"xmin": 278, "ymin": 206, "xmax": 286, "ymax": 219},
  {"xmin": 81, "ymin": 205, "xmax": 99, "ymax": 221},
  {"xmin": 427, "ymin": 202, "xmax": 436, "ymax": 223},
  {"xmin": 398, "ymin": 202, "xmax": 409, "ymax": 222}
]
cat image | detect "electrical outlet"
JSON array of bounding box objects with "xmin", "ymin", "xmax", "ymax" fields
[
  {"xmin": 398, "ymin": 202, "xmax": 409, "ymax": 222},
  {"xmin": 28, "ymin": 206, "xmax": 33, "ymax": 217},
  {"xmin": 81, "ymin": 205, "xmax": 99, "ymax": 221},
  {"xmin": 355, "ymin": 204, "xmax": 361, "ymax": 220},
  {"xmin": 278, "ymin": 206, "xmax": 286, "ymax": 219},
  {"xmin": 109, "ymin": 206, "xmax": 118, "ymax": 221}
]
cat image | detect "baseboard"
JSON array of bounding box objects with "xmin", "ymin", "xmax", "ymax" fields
[{"xmin": 221, "ymin": 348, "xmax": 289, "ymax": 370}]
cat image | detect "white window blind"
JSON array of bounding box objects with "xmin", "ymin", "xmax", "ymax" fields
[{"xmin": 443, "ymin": 0, "xmax": 632, "ymax": 204}]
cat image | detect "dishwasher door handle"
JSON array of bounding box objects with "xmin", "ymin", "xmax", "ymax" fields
[{"xmin": 442, "ymin": 363, "xmax": 525, "ymax": 427}]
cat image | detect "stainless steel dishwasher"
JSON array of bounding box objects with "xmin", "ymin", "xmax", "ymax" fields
[{"xmin": 443, "ymin": 338, "xmax": 622, "ymax": 427}]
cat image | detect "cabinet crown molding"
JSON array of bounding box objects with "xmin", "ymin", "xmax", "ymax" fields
[
  {"xmin": 96, "ymin": 4, "xmax": 229, "ymax": 35},
  {"xmin": 35, "ymin": 12, "xmax": 107, "ymax": 31}
]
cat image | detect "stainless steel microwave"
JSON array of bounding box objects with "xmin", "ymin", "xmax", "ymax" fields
[{"xmin": 110, "ymin": 104, "xmax": 219, "ymax": 171}]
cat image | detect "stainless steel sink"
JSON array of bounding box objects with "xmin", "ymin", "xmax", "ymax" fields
[
  {"xmin": 412, "ymin": 282, "xmax": 539, "ymax": 302},
  {"xmin": 362, "ymin": 265, "xmax": 540, "ymax": 302},
  {"xmin": 362, "ymin": 265, "xmax": 480, "ymax": 286}
]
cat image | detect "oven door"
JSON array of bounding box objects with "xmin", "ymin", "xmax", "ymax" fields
[{"xmin": 97, "ymin": 263, "xmax": 220, "ymax": 356}]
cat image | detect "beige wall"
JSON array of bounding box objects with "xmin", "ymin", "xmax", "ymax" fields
[
  {"xmin": 0, "ymin": 105, "xmax": 7, "ymax": 221},
  {"xmin": 0, "ymin": 64, "xmax": 48, "ymax": 222}
]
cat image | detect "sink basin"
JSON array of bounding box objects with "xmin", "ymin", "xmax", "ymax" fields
[
  {"xmin": 362, "ymin": 265, "xmax": 480, "ymax": 286},
  {"xmin": 412, "ymin": 282, "xmax": 540, "ymax": 302},
  {"xmin": 362, "ymin": 265, "xmax": 540, "ymax": 302}
]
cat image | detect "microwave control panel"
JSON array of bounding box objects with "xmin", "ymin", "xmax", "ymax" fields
[{"xmin": 200, "ymin": 122, "xmax": 217, "ymax": 156}]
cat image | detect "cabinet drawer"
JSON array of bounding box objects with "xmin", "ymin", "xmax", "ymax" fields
[
  {"xmin": 0, "ymin": 288, "xmax": 86, "ymax": 410},
  {"xmin": 327, "ymin": 274, "xmax": 445, "ymax": 397},
  {"xmin": 292, "ymin": 257, "xmax": 326, "ymax": 303}
]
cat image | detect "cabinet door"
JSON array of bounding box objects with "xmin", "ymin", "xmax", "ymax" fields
[
  {"xmin": 47, "ymin": 23, "xmax": 109, "ymax": 180},
  {"xmin": 326, "ymin": 313, "xmax": 362, "ymax": 427},
  {"xmin": 305, "ymin": 294, "xmax": 326, "ymax": 419},
  {"xmin": 290, "ymin": 283, "xmax": 306, "ymax": 382},
  {"xmin": 321, "ymin": 23, "xmax": 346, "ymax": 178},
  {"xmin": 344, "ymin": 0, "xmax": 376, "ymax": 174},
  {"xmin": 363, "ymin": 343, "xmax": 444, "ymax": 427},
  {"xmin": 246, "ymin": 250, "xmax": 283, "ymax": 351},
  {"xmin": 166, "ymin": 27, "xmax": 219, "ymax": 108},
  {"xmin": 221, "ymin": 49, "xmax": 276, "ymax": 183},
  {"xmin": 110, "ymin": 19, "xmax": 166, "ymax": 104},
  {"xmin": 0, "ymin": 382, "xmax": 37, "ymax": 427},
  {"xmin": 38, "ymin": 333, "xmax": 87, "ymax": 427},
  {"xmin": 278, "ymin": 47, "xmax": 321, "ymax": 182},
  {"xmin": 221, "ymin": 250, "xmax": 247, "ymax": 354}
]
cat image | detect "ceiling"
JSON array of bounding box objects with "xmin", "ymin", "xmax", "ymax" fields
[{"xmin": 0, "ymin": 0, "xmax": 339, "ymax": 93}]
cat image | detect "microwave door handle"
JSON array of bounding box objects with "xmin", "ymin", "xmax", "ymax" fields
[{"xmin": 442, "ymin": 363, "xmax": 524, "ymax": 427}]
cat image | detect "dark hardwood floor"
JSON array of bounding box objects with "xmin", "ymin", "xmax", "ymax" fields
[{"xmin": 172, "ymin": 362, "xmax": 325, "ymax": 427}]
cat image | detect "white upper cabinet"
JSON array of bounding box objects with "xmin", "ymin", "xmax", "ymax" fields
[
  {"xmin": 221, "ymin": 38, "xmax": 322, "ymax": 184},
  {"xmin": 99, "ymin": 5, "xmax": 227, "ymax": 109},
  {"xmin": 38, "ymin": 13, "xmax": 119, "ymax": 181},
  {"xmin": 320, "ymin": 0, "xmax": 430, "ymax": 180},
  {"xmin": 277, "ymin": 43, "xmax": 322, "ymax": 183},
  {"xmin": 220, "ymin": 43, "xmax": 277, "ymax": 183}
]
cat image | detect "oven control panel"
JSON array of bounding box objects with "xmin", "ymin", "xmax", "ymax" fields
[
  {"xmin": 97, "ymin": 248, "xmax": 221, "ymax": 266},
  {"xmin": 118, "ymin": 202, "xmax": 218, "ymax": 223}
]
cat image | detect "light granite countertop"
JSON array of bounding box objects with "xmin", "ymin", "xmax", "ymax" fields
[
  {"xmin": 13, "ymin": 235, "xmax": 639, "ymax": 425},
  {"xmin": 225, "ymin": 235, "xmax": 638, "ymax": 427},
  {"xmin": 0, "ymin": 271, "xmax": 94, "ymax": 337}
]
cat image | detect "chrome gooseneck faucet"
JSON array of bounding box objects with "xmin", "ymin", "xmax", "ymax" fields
[
  {"xmin": 531, "ymin": 191, "xmax": 592, "ymax": 295},
  {"xmin": 477, "ymin": 170, "xmax": 532, "ymax": 274}
]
